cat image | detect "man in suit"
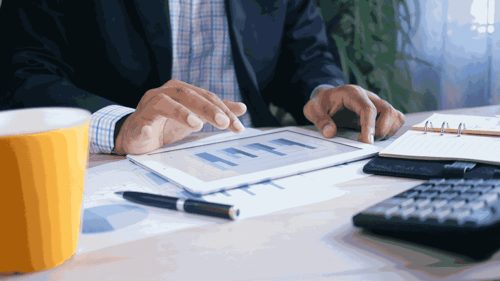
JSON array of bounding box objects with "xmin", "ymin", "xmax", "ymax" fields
[{"xmin": 0, "ymin": 0, "xmax": 404, "ymax": 155}]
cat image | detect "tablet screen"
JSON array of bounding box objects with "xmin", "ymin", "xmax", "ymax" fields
[{"xmin": 145, "ymin": 130, "xmax": 360, "ymax": 182}]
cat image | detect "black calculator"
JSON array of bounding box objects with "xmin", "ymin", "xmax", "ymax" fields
[{"xmin": 353, "ymin": 178, "xmax": 500, "ymax": 260}]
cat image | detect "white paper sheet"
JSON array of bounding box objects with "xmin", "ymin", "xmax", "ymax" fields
[
  {"xmin": 77, "ymin": 161, "xmax": 369, "ymax": 254},
  {"xmin": 380, "ymin": 130, "xmax": 500, "ymax": 165},
  {"xmin": 77, "ymin": 130, "xmax": 388, "ymax": 254}
]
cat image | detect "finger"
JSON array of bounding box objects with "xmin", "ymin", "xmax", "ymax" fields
[
  {"xmin": 164, "ymin": 87, "xmax": 232, "ymax": 130},
  {"xmin": 384, "ymin": 110, "xmax": 405, "ymax": 139},
  {"xmin": 366, "ymin": 90, "xmax": 406, "ymax": 140},
  {"xmin": 145, "ymin": 92, "xmax": 204, "ymax": 132},
  {"xmin": 339, "ymin": 86, "xmax": 376, "ymax": 144},
  {"xmin": 223, "ymin": 100, "xmax": 247, "ymax": 117},
  {"xmin": 303, "ymin": 97, "xmax": 339, "ymax": 138},
  {"xmin": 366, "ymin": 91, "xmax": 395, "ymax": 139},
  {"xmin": 163, "ymin": 80, "xmax": 245, "ymax": 133},
  {"xmin": 196, "ymin": 90, "xmax": 245, "ymax": 133},
  {"xmin": 373, "ymin": 100, "xmax": 396, "ymax": 140}
]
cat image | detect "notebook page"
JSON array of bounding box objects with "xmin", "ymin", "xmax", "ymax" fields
[
  {"xmin": 380, "ymin": 130, "xmax": 500, "ymax": 165},
  {"xmin": 412, "ymin": 113, "xmax": 500, "ymax": 136}
]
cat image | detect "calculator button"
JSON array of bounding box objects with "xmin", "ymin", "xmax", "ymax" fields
[
  {"xmin": 428, "ymin": 208, "xmax": 452, "ymax": 222},
  {"xmin": 428, "ymin": 179, "xmax": 445, "ymax": 184},
  {"xmin": 395, "ymin": 190, "xmax": 420, "ymax": 198},
  {"xmin": 362, "ymin": 206, "xmax": 399, "ymax": 217},
  {"xmin": 412, "ymin": 183, "xmax": 434, "ymax": 192},
  {"xmin": 478, "ymin": 193, "xmax": 499, "ymax": 204},
  {"xmin": 455, "ymin": 192, "xmax": 480, "ymax": 202},
  {"xmin": 467, "ymin": 200, "xmax": 486, "ymax": 211},
  {"xmin": 446, "ymin": 209, "xmax": 471, "ymax": 224},
  {"xmin": 452, "ymin": 185, "xmax": 473, "ymax": 193},
  {"xmin": 430, "ymin": 199, "xmax": 448, "ymax": 208},
  {"xmin": 379, "ymin": 198, "xmax": 411, "ymax": 207},
  {"xmin": 443, "ymin": 200, "xmax": 466, "ymax": 210},
  {"xmin": 488, "ymin": 187, "xmax": 500, "ymax": 195},
  {"xmin": 463, "ymin": 179, "xmax": 484, "ymax": 185},
  {"xmin": 488, "ymin": 202, "xmax": 500, "ymax": 214},
  {"xmin": 431, "ymin": 184, "xmax": 452, "ymax": 193},
  {"xmin": 414, "ymin": 199, "xmax": 432, "ymax": 208},
  {"xmin": 471, "ymin": 186, "xmax": 493, "ymax": 194},
  {"xmin": 483, "ymin": 179, "xmax": 500, "ymax": 186},
  {"xmin": 409, "ymin": 207, "xmax": 434, "ymax": 221},
  {"xmin": 465, "ymin": 209, "xmax": 492, "ymax": 225},
  {"xmin": 434, "ymin": 191, "xmax": 459, "ymax": 200},
  {"xmin": 418, "ymin": 191, "xmax": 439, "ymax": 199},
  {"xmin": 405, "ymin": 199, "xmax": 431, "ymax": 210},
  {"xmin": 391, "ymin": 207, "xmax": 416, "ymax": 219},
  {"xmin": 443, "ymin": 179, "xmax": 464, "ymax": 185}
]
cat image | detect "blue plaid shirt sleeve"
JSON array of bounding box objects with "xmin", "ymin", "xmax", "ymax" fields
[{"xmin": 89, "ymin": 105, "xmax": 135, "ymax": 154}]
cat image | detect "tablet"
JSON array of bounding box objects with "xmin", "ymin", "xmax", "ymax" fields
[{"xmin": 127, "ymin": 127, "xmax": 380, "ymax": 195}]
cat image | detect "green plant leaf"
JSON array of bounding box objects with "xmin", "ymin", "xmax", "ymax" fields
[{"xmin": 317, "ymin": 0, "xmax": 430, "ymax": 113}]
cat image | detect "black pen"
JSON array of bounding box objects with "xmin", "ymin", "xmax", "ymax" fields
[{"xmin": 115, "ymin": 191, "xmax": 239, "ymax": 220}]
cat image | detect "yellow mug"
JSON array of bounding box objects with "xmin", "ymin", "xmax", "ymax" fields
[{"xmin": 0, "ymin": 107, "xmax": 91, "ymax": 272}]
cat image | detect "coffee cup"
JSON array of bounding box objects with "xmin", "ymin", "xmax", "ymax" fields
[{"xmin": 0, "ymin": 107, "xmax": 90, "ymax": 272}]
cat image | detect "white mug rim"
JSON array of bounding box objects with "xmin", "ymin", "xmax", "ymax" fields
[{"xmin": 0, "ymin": 107, "xmax": 91, "ymax": 137}]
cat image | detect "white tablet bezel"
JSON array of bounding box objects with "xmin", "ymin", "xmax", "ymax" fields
[{"xmin": 127, "ymin": 127, "xmax": 380, "ymax": 195}]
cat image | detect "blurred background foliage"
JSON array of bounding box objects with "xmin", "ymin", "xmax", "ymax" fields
[{"xmin": 315, "ymin": 0, "xmax": 432, "ymax": 113}]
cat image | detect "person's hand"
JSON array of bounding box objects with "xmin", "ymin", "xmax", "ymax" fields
[
  {"xmin": 114, "ymin": 79, "xmax": 247, "ymax": 155},
  {"xmin": 303, "ymin": 85, "xmax": 405, "ymax": 144}
]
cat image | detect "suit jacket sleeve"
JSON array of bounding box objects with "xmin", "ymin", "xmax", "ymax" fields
[
  {"xmin": 266, "ymin": 0, "xmax": 347, "ymax": 124},
  {"xmin": 0, "ymin": 1, "xmax": 115, "ymax": 112}
]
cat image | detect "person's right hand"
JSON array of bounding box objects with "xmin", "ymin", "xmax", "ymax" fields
[{"xmin": 114, "ymin": 79, "xmax": 247, "ymax": 155}]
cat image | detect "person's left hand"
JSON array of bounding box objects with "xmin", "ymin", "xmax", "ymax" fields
[{"xmin": 303, "ymin": 85, "xmax": 405, "ymax": 144}]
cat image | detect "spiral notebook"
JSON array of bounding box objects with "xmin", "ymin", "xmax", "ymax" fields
[{"xmin": 379, "ymin": 113, "xmax": 500, "ymax": 166}]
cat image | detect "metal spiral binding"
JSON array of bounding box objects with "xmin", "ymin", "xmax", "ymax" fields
[
  {"xmin": 457, "ymin": 123, "xmax": 466, "ymax": 137},
  {"xmin": 440, "ymin": 122, "xmax": 449, "ymax": 135},
  {"xmin": 424, "ymin": 120, "xmax": 465, "ymax": 136},
  {"xmin": 424, "ymin": 121, "xmax": 433, "ymax": 134}
]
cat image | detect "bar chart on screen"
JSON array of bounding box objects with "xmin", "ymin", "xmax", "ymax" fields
[{"xmin": 149, "ymin": 131, "xmax": 360, "ymax": 182}]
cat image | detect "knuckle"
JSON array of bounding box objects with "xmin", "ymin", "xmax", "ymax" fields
[
  {"xmin": 167, "ymin": 79, "xmax": 181, "ymax": 86},
  {"xmin": 399, "ymin": 111, "xmax": 406, "ymax": 122},
  {"xmin": 175, "ymin": 87, "xmax": 187, "ymax": 94},
  {"xmin": 347, "ymin": 84, "xmax": 363, "ymax": 93},
  {"xmin": 158, "ymin": 92, "xmax": 170, "ymax": 101},
  {"xmin": 204, "ymin": 91, "xmax": 218, "ymax": 101},
  {"xmin": 159, "ymin": 85, "xmax": 174, "ymax": 91},
  {"xmin": 145, "ymin": 88, "xmax": 159, "ymax": 98},
  {"xmin": 172, "ymin": 105, "xmax": 184, "ymax": 118},
  {"xmin": 202, "ymin": 103, "xmax": 213, "ymax": 114},
  {"xmin": 303, "ymin": 103, "xmax": 313, "ymax": 119},
  {"xmin": 151, "ymin": 93, "xmax": 166, "ymax": 103},
  {"xmin": 379, "ymin": 99, "xmax": 392, "ymax": 110},
  {"xmin": 366, "ymin": 104, "xmax": 377, "ymax": 116}
]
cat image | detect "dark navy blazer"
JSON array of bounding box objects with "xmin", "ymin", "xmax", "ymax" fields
[{"xmin": 0, "ymin": 0, "xmax": 346, "ymax": 127}]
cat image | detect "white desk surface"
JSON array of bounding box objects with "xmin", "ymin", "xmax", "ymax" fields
[{"xmin": 3, "ymin": 105, "xmax": 500, "ymax": 281}]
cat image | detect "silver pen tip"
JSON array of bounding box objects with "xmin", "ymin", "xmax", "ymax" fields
[
  {"xmin": 115, "ymin": 191, "xmax": 124, "ymax": 196},
  {"xmin": 229, "ymin": 206, "xmax": 240, "ymax": 220}
]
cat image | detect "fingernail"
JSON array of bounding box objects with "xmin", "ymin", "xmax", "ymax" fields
[
  {"xmin": 215, "ymin": 112, "xmax": 230, "ymax": 126},
  {"xmin": 233, "ymin": 119, "xmax": 245, "ymax": 132},
  {"xmin": 323, "ymin": 125, "xmax": 334, "ymax": 137},
  {"xmin": 370, "ymin": 134, "xmax": 374, "ymax": 144},
  {"xmin": 187, "ymin": 113, "xmax": 203, "ymax": 128}
]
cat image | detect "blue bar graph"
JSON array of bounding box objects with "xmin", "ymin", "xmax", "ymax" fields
[
  {"xmin": 269, "ymin": 138, "xmax": 317, "ymax": 150},
  {"xmin": 243, "ymin": 143, "xmax": 286, "ymax": 156},
  {"xmin": 217, "ymin": 148, "xmax": 258, "ymax": 159},
  {"xmin": 195, "ymin": 153, "xmax": 238, "ymax": 167}
]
